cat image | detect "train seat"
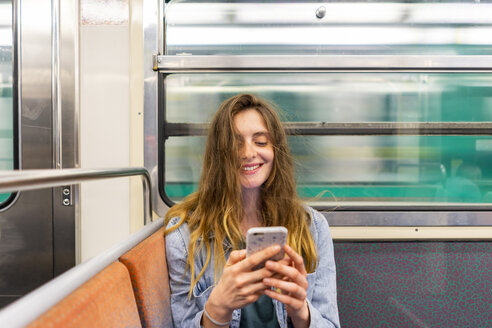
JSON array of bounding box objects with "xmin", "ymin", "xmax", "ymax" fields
[
  {"xmin": 27, "ymin": 261, "xmax": 142, "ymax": 328},
  {"xmin": 119, "ymin": 227, "xmax": 173, "ymax": 328},
  {"xmin": 0, "ymin": 218, "xmax": 169, "ymax": 327}
]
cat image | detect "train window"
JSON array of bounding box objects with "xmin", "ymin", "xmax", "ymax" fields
[
  {"xmin": 163, "ymin": 73, "xmax": 492, "ymax": 208},
  {"xmin": 158, "ymin": 0, "xmax": 492, "ymax": 211},
  {"xmin": 0, "ymin": 0, "xmax": 14, "ymax": 208},
  {"xmin": 165, "ymin": 1, "xmax": 492, "ymax": 56}
]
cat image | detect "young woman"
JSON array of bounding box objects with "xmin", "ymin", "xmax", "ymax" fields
[{"xmin": 165, "ymin": 94, "xmax": 340, "ymax": 328}]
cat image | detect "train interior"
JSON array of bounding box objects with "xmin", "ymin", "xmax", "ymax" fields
[{"xmin": 0, "ymin": 0, "xmax": 491, "ymax": 327}]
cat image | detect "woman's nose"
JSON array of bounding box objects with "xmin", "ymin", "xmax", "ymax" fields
[{"xmin": 241, "ymin": 141, "xmax": 256, "ymax": 160}]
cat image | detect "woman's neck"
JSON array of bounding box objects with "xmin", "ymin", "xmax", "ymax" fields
[{"xmin": 240, "ymin": 188, "xmax": 262, "ymax": 235}]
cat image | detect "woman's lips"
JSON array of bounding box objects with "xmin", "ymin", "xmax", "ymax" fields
[{"xmin": 241, "ymin": 163, "xmax": 263, "ymax": 175}]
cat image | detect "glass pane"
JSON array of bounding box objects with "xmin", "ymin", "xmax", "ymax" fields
[
  {"xmin": 0, "ymin": 1, "xmax": 13, "ymax": 205},
  {"xmin": 165, "ymin": 135, "xmax": 492, "ymax": 206},
  {"xmin": 292, "ymin": 135, "xmax": 491, "ymax": 206},
  {"xmin": 165, "ymin": 73, "xmax": 492, "ymax": 123},
  {"xmin": 166, "ymin": 1, "xmax": 492, "ymax": 55},
  {"xmin": 165, "ymin": 136, "xmax": 205, "ymax": 202},
  {"xmin": 164, "ymin": 73, "xmax": 492, "ymax": 207}
]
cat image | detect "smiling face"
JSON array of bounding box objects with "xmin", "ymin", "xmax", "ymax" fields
[{"xmin": 234, "ymin": 109, "xmax": 274, "ymax": 192}]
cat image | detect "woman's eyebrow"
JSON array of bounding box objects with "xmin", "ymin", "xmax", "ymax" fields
[{"xmin": 252, "ymin": 131, "xmax": 270, "ymax": 138}]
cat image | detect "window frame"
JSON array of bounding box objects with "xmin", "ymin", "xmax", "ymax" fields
[
  {"xmin": 156, "ymin": 56, "xmax": 492, "ymax": 226},
  {"xmin": 0, "ymin": 0, "xmax": 19, "ymax": 211}
]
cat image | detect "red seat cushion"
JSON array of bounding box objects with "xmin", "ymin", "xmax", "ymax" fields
[
  {"xmin": 119, "ymin": 227, "xmax": 172, "ymax": 328},
  {"xmin": 28, "ymin": 261, "xmax": 142, "ymax": 328}
]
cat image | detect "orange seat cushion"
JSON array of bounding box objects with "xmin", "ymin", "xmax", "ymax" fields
[
  {"xmin": 119, "ymin": 227, "xmax": 172, "ymax": 328},
  {"xmin": 28, "ymin": 261, "xmax": 142, "ymax": 328}
]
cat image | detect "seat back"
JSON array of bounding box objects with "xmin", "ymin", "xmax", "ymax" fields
[
  {"xmin": 119, "ymin": 227, "xmax": 173, "ymax": 328},
  {"xmin": 27, "ymin": 261, "xmax": 142, "ymax": 328}
]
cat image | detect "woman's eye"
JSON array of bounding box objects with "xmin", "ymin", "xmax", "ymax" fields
[{"xmin": 256, "ymin": 141, "xmax": 268, "ymax": 146}]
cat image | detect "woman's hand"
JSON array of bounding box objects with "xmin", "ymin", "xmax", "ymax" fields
[
  {"xmin": 262, "ymin": 244, "xmax": 311, "ymax": 328},
  {"xmin": 203, "ymin": 245, "xmax": 283, "ymax": 326}
]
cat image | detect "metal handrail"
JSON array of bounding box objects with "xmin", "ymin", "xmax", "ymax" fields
[
  {"xmin": 0, "ymin": 167, "xmax": 152, "ymax": 224},
  {"xmin": 155, "ymin": 54, "xmax": 492, "ymax": 72},
  {"xmin": 164, "ymin": 121, "xmax": 492, "ymax": 137}
]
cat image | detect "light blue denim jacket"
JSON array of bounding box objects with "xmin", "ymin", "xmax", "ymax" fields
[{"xmin": 165, "ymin": 207, "xmax": 340, "ymax": 328}]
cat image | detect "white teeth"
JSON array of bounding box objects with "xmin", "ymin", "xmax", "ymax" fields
[{"xmin": 243, "ymin": 164, "xmax": 260, "ymax": 171}]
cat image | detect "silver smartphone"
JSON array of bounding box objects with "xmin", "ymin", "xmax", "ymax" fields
[{"xmin": 246, "ymin": 226, "xmax": 288, "ymax": 270}]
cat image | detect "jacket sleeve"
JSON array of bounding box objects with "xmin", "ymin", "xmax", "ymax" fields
[
  {"xmin": 306, "ymin": 209, "xmax": 341, "ymax": 328},
  {"xmin": 165, "ymin": 219, "xmax": 208, "ymax": 328}
]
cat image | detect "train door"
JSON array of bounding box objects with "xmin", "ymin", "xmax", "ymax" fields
[{"xmin": 0, "ymin": 0, "xmax": 77, "ymax": 307}]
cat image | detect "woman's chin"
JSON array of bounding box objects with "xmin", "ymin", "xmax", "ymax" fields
[{"xmin": 240, "ymin": 180, "xmax": 263, "ymax": 191}]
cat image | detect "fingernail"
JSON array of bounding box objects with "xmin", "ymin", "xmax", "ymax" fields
[{"xmin": 264, "ymin": 278, "xmax": 271, "ymax": 284}]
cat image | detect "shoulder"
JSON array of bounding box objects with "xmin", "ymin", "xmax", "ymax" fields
[
  {"xmin": 165, "ymin": 216, "xmax": 191, "ymax": 254},
  {"xmin": 305, "ymin": 205, "xmax": 329, "ymax": 228},
  {"xmin": 166, "ymin": 216, "xmax": 185, "ymax": 230},
  {"xmin": 304, "ymin": 206, "xmax": 331, "ymax": 243}
]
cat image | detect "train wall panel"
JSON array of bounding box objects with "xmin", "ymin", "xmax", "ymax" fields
[
  {"xmin": 79, "ymin": 22, "xmax": 131, "ymax": 262},
  {"xmin": 334, "ymin": 242, "xmax": 492, "ymax": 327}
]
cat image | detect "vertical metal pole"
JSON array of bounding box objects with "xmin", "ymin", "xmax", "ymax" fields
[
  {"xmin": 52, "ymin": 0, "xmax": 62, "ymax": 169},
  {"xmin": 144, "ymin": 0, "xmax": 167, "ymax": 215},
  {"xmin": 13, "ymin": 0, "xmax": 22, "ymax": 172},
  {"xmin": 159, "ymin": 0, "xmax": 165, "ymax": 55},
  {"xmin": 142, "ymin": 175, "xmax": 152, "ymax": 224}
]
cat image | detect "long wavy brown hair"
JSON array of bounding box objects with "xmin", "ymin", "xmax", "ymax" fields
[{"xmin": 165, "ymin": 94, "xmax": 317, "ymax": 296}]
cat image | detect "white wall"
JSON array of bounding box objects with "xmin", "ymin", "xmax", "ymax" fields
[{"xmin": 79, "ymin": 1, "xmax": 131, "ymax": 262}]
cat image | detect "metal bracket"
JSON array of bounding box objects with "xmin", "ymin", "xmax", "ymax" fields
[
  {"xmin": 153, "ymin": 54, "xmax": 160, "ymax": 71},
  {"xmin": 62, "ymin": 185, "xmax": 72, "ymax": 206}
]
